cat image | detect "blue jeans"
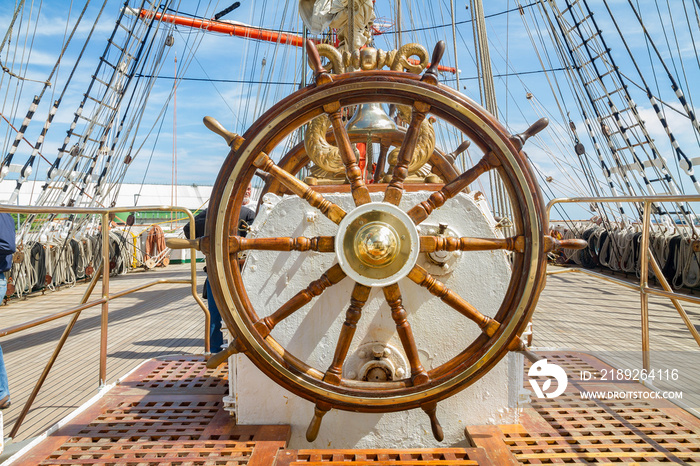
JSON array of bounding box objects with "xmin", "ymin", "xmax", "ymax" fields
[
  {"xmin": 0, "ymin": 274, "xmax": 9, "ymax": 403},
  {"xmin": 205, "ymin": 278, "xmax": 224, "ymax": 352}
]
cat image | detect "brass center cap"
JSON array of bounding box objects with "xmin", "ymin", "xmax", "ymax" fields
[
  {"xmin": 354, "ymin": 222, "xmax": 399, "ymax": 267},
  {"xmin": 335, "ymin": 201, "xmax": 420, "ymax": 287}
]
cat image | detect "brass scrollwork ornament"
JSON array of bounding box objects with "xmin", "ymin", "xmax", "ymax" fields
[{"xmin": 305, "ymin": 43, "xmax": 436, "ymax": 183}]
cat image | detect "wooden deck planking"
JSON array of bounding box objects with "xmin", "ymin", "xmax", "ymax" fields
[
  {"xmin": 0, "ymin": 264, "xmax": 207, "ymax": 441},
  {"xmin": 534, "ymin": 267, "xmax": 700, "ymax": 418}
]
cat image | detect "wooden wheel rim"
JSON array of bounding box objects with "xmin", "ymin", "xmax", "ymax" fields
[{"xmin": 207, "ymin": 71, "xmax": 546, "ymax": 412}]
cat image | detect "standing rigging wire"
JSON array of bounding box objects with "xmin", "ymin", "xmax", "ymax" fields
[
  {"xmin": 1, "ymin": 5, "xmax": 37, "ymax": 167},
  {"xmin": 539, "ymin": 0, "xmax": 649, "ymax": 222},
  {"xmin": 1, "ymin": 0, "xmax": 44, "ymax": 179},
  {"xmin": 589, "ymin": 0, "xmax": 698, "ymax": 204},
  {"xmin": 21, "ymin": 0, "xmax": 180, "ymax": 241},
  {"xmin": 0, "ymin": 1, "xmax": 228, "ymax": 287},
  {"xmin": 87, "ymin": 0, "xmax": 213, "ymax": 195},
  {"xmin": 528, "ymin": 1, "xmax": 632, "ymax": 265},
  {"xmin": 656, "ymin": 0, "xmax": 697, "ymax": 134},
  {"xmin": 238, "ymin": 0, "xmax": 265, "ymax": 134},
  {"xmin": 16, "ymin": 2, "xmax": 155, "ymax": 244},
  {"xmin": 97, "ymin": 0, "xmax": 221, "ymax": 209},
  {"xmin": 256, "ymin": 1, "xmax": 292, "ymax": 125},
  {"xmin": 0, "ymin": 0, "xmax": 28, "ymax": 56},
  {"xmin": 448, "ymin": 4, "xmax": 493, "ymax": 185},
  {"xmin": 57, "ymin": 0, "xmax": 161, "ymax": 213},
  {"xmin": 532, "ymin": 18, "xmax": 629, "ymax": 214},
  {"xmin": 33, "ymin": 0, "xmax": 223, "ymax": 275},
  {"xmin": 171, "ymin": 30, "xmax": 244, "ymax": 125},
  {"xmin": 126, "ymin": 0, "xmax": 228, "ymax": 205},
  {"xmin": 681, "ymin": 0, "xmax": 700, "ymax": 76},
  {"xmin": 563, "ymin": 0, "xmax": 663, "ymax": 207},
  {"xmin": 263, "ymin": 2, "xmax": 302, "ymax": 139},
  {"xmin": 483, "ymin": 6, "xmax": 594, "ymax": 199},
  {"xmin": 7, "ymin": 0, "xmax": 102, "ymax": 205},
  {"xmin": 597, "ymin": 0, "xmax": 698, "ymax": 231},
  {"xmin": 625, "ymin": 0, "xmax": 700, "ymax": 138},
  {"xmin": 26, "ymin": 2, "xmax": 137, "ymax": 222}
]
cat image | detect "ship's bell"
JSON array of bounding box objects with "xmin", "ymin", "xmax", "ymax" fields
[{"xmin": 345, "ymin": 103, "xmax": 397, "ymax": 134}]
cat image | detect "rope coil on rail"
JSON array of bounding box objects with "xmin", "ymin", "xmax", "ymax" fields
[
  {"xmin": 3, "ymin": 226, "xmax": 171, "ymax": 300},
  {"xmin": 552, "ymin": 221, "xmax": 700, "ymax": 290}
]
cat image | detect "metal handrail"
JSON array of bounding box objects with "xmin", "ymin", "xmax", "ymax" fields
[
  {"xmin": 547, "ymin": 195, "xmax": 700, "ymax": 370},
  {"xmin": 0, "ymin": 204, "xmax": 209, "ymax": 440}
]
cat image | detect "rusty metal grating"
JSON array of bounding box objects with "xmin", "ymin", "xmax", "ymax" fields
[
  {"xmin": 40, "ymin": 438, "xmax": 256, "ymax": 465},
  {"xmin": 277, "ymin": 448, "xmax": 486, "ymax": 465},
  {"xmin": 134, "ymin": 358, "xmax": 228, "ymax": 390}
]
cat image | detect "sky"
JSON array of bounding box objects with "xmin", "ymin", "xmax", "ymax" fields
[{"xmin": 1, "ymin": 0, "xmax": 699, "ymax": 220}]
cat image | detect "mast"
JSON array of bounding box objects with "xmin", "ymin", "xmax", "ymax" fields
[
  {"xmin": 470, "ymin": 0, "xmax": 511, "ymax": 227},
  {"xmin": 172, "ymin": 53, "xmax": 178, "ymax": 229},
  {"xmin": 450, "ymin": 0, "xmax": 461, "ymax": 91},
  {"xmin": 348, "ymin": 0, "xmax": 356, "ymax": 68},
  {"xmin": 471, "ymin": 0, "xmax": 497, "ymax": 117},
  {"xmin": 397, "ymin": 0, "xmax": 402, "ymax": 48}
]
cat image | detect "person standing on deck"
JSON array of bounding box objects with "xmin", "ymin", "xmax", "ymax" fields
[
  {"xmin": 185, "ymin": 196, "xmax": 255, "ymax": 353},
  {"xmin": 0, "ymin": 213, "xmax": 16, "ymax": 410}
]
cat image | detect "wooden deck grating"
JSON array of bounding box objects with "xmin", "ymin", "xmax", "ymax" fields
[
  {"xmin": 10, "ymin": 356, "xmax": 290, "ymax": 465},
  {"xmin": 14, "ymin": 351, "xmax": 700, "ymax": 464},
  {"xmin": 275, "ymin": 448, "xmax": 490, "ymax": 465},
  {"xmin": 7, "ymin": 355, "xmax": 494, "ymax": 466},
  {"xmin": 5, "ymin": 351, "xmax": 700, "ymax": 464},
  {"xmin": 471, "ymin": 351, "xmax": 700, "ymax": 464}
]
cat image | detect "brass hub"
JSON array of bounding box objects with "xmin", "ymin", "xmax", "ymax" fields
[
  {"xmin": 354, "ymin": 222, "xmax": 399, "ymax": 267},
  {"xmin": 335, "ymin": 202, "xmax": 420, "ymax": 287}
]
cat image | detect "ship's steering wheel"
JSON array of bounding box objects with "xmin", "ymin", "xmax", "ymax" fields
[{"xmin": 192, "ymin": 41, "xmax": 583, "ymax": 442}]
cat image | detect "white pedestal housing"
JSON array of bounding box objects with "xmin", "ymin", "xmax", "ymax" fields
[{"xmin": 231, "ymin": 191, "xmax": 521, "ymax": 448}]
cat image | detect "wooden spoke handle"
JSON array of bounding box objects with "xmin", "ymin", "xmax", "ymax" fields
[
  {"xmin": 545, "ymin": 236, "xmax": 588, "ymax": 253},
  {"xmin": 254, "ymin": 264, "xmax": 346, "ymax": 338},
  {"xmin": 206, "ymin": 339, "xmax": 240, "ymax": 369},
  {"xmin": 324, "ymin": 283, "xmax": 371, "ymax": 385},
  {"xmin": 166, "ymin": 237, "xmax": 200, "ymax": 250},
  {"xmin": 253, "ymin": 152, "xmax": 346, "ymax": 224},
  {"xmin": 510, "ymin": 117, "xmax": 548, "ymax": 151},
  {"xmin": 446, "ymin": 140, "xmax": 471, "ymax": 163},
  {"xmin": 422, "ymin": 402, "xmax": 444, "ymax": 442},
  {"xmin": 420, "ymin": 235, "xmax": 587, "ymax": 254},
  {"xmin": 383, "ymin": 283, "xmax": 429, "ymax": 385},
  {"xmin": 325, "ymin": 103, "xmax": 371, "ymax": 206},
  {"xmin": 306, "ymin": 39, "xmax": 331, "ymax": 85},
  {"xmin": 167, "ymin": 236, "xmax": 210, "ymax": 255},
  {"xmin": 407, "ymin": 151, "xmax": 500, "ymax": 224},
  {"xmin": 384, "ymin": 101, "xmax": 430, "ymax": 205},
  {"xmin": 420, "ymin": 235, "xmax": 525, "ymax": 253},
  {"xmin": 230, "ymin": 236, "xmax": 334, "ymax": 253},
  {"xmin": 422, "ymin": 41, "xmax": 446, "ymax": 85},
  {"xmin": 306, "ymin": 404, "xmax": 331, "ymax": 442},
  {"xmin": 203, "ymin": 116, "xmax": 244, "ymax": 149},
  {"xmin": 407, "ymin": 265, "xmax": 500, "ymax": 337}
]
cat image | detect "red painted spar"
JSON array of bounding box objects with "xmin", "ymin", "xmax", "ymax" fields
[{"xmin": 135, "ymin": 9, "xmax": 458, "ymax": 74}]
